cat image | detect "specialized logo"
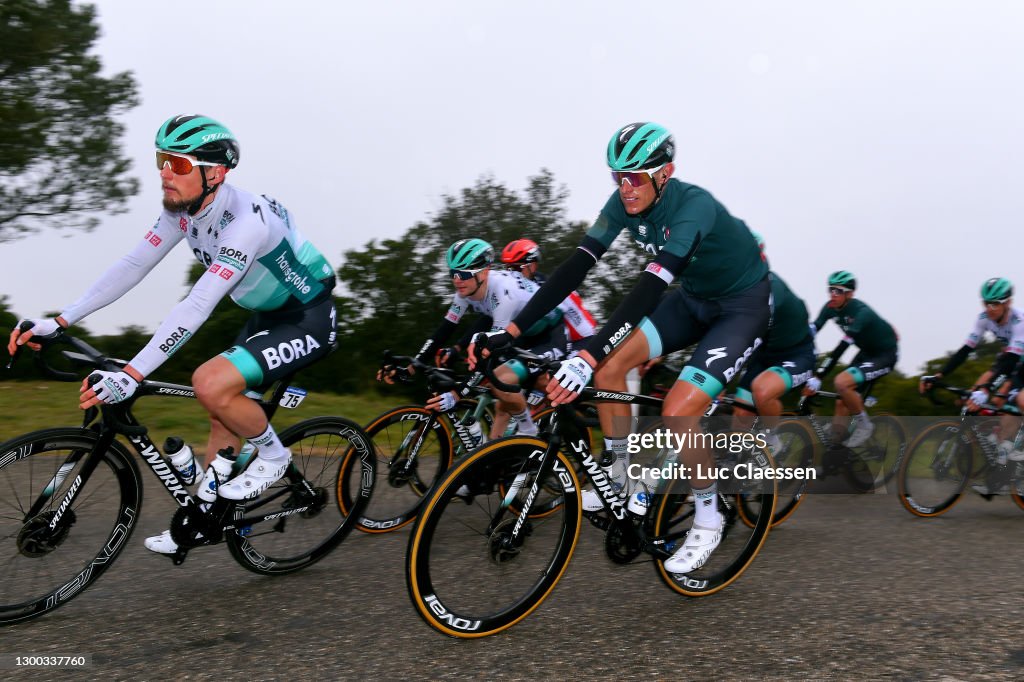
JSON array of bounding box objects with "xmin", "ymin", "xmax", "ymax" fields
[
  {"xmin": 593, "ymin": 390, "xmax": 635, "ymax": 402},
  {"xmin": 705, "ymin": 347, "xmax": 728, "ymax": 368},
  {"xmin": 201, "ymin": 132, "xmax": 231, "ymax": 143},
  {"xmin": 155, "ymin": 387, "xmax": 195, "ymax": 397},
  {"xmin": 261, "ymin": 335, "xmax": 322, "ymax": 370},
  {"xmin": 144, "ymin": 230, "xmax": 162, "ymax": 247},
  {"xmin": 158, "ymin": 326, "xmax": 192, "ymax": 356}
]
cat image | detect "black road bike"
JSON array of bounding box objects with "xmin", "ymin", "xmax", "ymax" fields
[
  {"xmin": 0, "ymin": 333, "xmax": 375, "ymax": 625},
  {"xmin": 405, "ymin": 349, "xmax": 777, "ymax": 637},
  {"xmin": 897, "ymin": 381, "xmax": 1024, "ymax": 516}
]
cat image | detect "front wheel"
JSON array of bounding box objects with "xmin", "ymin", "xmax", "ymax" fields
[
  {"xmin": 226, "ymin": 416, "xmax": 374, "ymax": 574},
  {"xmin": 897, "ymin": 420, "xmax": 972, "ymax": 517},
  {"xmin": 338, "ymin": 405, "xmax": 453, "ymax": 534},
  {"xmin": 0, "ymin": 428, "xmax": 142, "ymax": 625},
  {"xmin": 738, "ymin": 419, "xmax": 814, "ymax": 528},
  {"xmin": 406, "ymin": 436, "xmax": 582, "ymax": 638},
  {"xmin": 653, "ymin": 442, "xmax": 776, "ymax": 597}
]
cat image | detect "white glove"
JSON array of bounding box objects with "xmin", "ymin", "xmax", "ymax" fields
[
  {"xmin": 805, "ymin": 377, "xmax": 822, "ymax": 394},
  {"xmin": 969, "ymin": 389, "xmax": 989, "ymax": 407},
  {"xmin": 15, "ymin": 317, "xmax": 63, "ymax": 343},
  {"xmin": 553, "ymin": 356, "xmax": 594, "ymax": 394},
  {"xmin": 89, "ymin": 370, "xmax": 140, "ymax": 404},
  {"xmin": 435, "ymin": 391, "xmax": 458, "ymax": 412}
]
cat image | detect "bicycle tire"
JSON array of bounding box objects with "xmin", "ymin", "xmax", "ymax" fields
[
  {"xmin": 861, "ymin": 414, "xmax": 908, "ymax": 489},
  {"xmin": 1012, "ymin": 461, "xmax": 1024, "ymax": 511},
  {"xmin": 226, "ymin": 416, "xmax": 374, "ymax": 574},
  {"xmin": 897, "ymin": 420, "xmax": 973, "ymax": 518},
  {"xmin": 653, "ymin": 442, "xmax": 776, "ymax": 597},
  {"xmin": 737, "ymin": 419, "xmax": 814, "ymax": 528},
  {"xmin": 338, "ymin": 405, "xmax": 454, "ymax": 534},
  {"xmin": 0, "ymin": 428, "xmax": 142, "ymax": 625},
  {"xmin": 406, "ymin": 436, "xmax": 582, "ymax": 638}
]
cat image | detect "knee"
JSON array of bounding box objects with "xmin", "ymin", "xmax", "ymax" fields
[
  {"xmin": 594, "ymin": 357, "xmax": 627, "ymax": 387},
  {"xmin": 192, "ymin": 365, "xmax": 231, "ymax": 411},
  {"xmin": 834, "ymin": 373, "xmax": 857, "ymax": 392}
]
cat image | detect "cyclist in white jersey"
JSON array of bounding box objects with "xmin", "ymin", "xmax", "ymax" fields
[
  {"xmin": 383, "ymin": 238, "xmax": 564, "ymax": 440},
  {"xmin": 8, "ymin": 115, "xmax": 338, "ymax": 554},
  {"xmin": 921, "ymin": 277, "xmax": 1024, "ymax": 460}
]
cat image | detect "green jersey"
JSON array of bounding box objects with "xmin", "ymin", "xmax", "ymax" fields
[
  {"xmin": 813, "ymin": 298, "xmax": 898, "ymax": 355},
  {"xmin": 585, "ymin": 179, "xmax": 768, "ymax": 299},
  {"xmin": 767, "ymin": 273, "xmax": 812, "ymax": 350}
]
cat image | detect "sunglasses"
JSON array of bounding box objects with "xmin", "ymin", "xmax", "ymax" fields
[
  {"xmin": 828, "ymin": 287, "xmax": 852, "ymax": 295},
  {"xmin": 451, "ymin": 267, "xmax": 486, "ymax": 281},
  {"xmin": 984, "ymin": 300, "xmax": 1008, "ymax": 308},
  {"xmin": 156, "ymin": 151, "xmax": 220, "ymax": 175},
  {"xmin": 611, "ymin": 164, "xmax": 665, "ymax": 188}
]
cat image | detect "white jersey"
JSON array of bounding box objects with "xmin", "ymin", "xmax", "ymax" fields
[
  {"xmin": 444, "ymin": 270, "xmax": 539, "ymax": 331},
  {"xmin": 60, "ymin": 184, "xmax": 333, "ymax": 377},
  {"xmin": 964, "ymin": 308, "xmax": 1024, "ymax": 356}
]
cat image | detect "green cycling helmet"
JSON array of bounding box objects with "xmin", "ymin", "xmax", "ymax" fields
[
  {"xmin": 828, "ymin": 270, "xmax": 856, "ymax": 290},
  {"xmin": 156, "ymin": 114, "xmax": 240, "ymax": 168},
  {"xmin": 981, "ymin": 277, "xmax": 1013, "ymax": 302},
  {"xmin": 446, "ymin": 238, "xmax": 494, "ymax": 271},
  {"xmin": 607, "ymin": 122, "xmax": 675, "ymax": 171}
]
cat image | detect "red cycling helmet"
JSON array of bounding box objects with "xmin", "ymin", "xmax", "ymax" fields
[{"xmin": 500, "ymin": 239, "xmax": 541, "ymax": 266}]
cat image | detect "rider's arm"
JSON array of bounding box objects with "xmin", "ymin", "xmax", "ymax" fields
[
  {"xmin": 60, "ymin": 216, "xmax": 183, "ymax": 326},
  {"xmin": 509, "ymin": 237, "xmax": 606, "ymax": 337},
  {"xmin": 984, "ymin": 350, "xmax": 1021, "ymax": 391},
  {"xmin": 939, "ymin": 344, "xmax": 972, "ymax": 377},
  {"xmin": 817, "ymin": 337, "xmax": 852, "ymax": 377},
  {"xmin": 811, "ymin": 305, "xmax": 832, "ymax": 334},
  {"xmin": 125, "ymin": 220, "xmax": 264, "ymax": 378},
  {"xmin": 579, "ymin": 249, "xmax": 689, "ymax": 365}
]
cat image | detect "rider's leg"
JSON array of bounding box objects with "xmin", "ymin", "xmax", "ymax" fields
[
  {"xmin": 492, "ymin": 363, "xmax": 534, "ymax": 436},
  {"xmin": 594, "ymin": 330, "xmax": 652, "ymax": 475},
  {"xmin": 751, "ymin": 369, "xmax": 788, "ymax": 429}
]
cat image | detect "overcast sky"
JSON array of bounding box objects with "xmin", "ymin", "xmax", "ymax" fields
[{"xmin": 6, "ymin": 0, "xmax": 1023, "ymax": 375}]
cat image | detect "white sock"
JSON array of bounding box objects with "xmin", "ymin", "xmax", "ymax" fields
[
  {"xmin": 512, "ymin": 409, "xmax": 537, "ymax": 436},
  {"xmin": 246, "ymin": 424, "xmax": 289, "ymax": 465},
  {"xmin": 856, "ymin": 412, "xmax": 871, "ymax": 428},
  {"xmin": 692, "ymin": 483, "xmax": 722, "ymax": 528}
]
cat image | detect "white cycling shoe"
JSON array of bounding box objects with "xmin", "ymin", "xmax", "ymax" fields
[
  {"xmin": 218, "ymin": 453, "xmax": 290, "ymax": 500},
  {"xmin": 144, "ymin": 529, "xmax": 183, "ymax": 554},
  {"xmin": 664, "ymin": 516, "xmax": 726, "ymax": 574}
]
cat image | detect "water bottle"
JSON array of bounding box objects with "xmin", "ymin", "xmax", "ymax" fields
[
  {"xmin": 198, "ymin": 447, "xmax": 237, "ymax": 503},
  {"xmin": 164, "ymin": 437, "xmax": 199, "ymax": 485},
  {"xmin": 627, "ymin": 490, "xmax": 650, "ymax": 517},
  {"xmin": 466, "ymin": 417, "xmax": 484, "ymax": 447}
]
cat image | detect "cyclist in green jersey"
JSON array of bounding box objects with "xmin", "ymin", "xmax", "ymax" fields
[
  {"xmin": 806, "ymin": 271, "xmax": 899, "ymax": 448},
  {"xmin": 471, "ymin": 122, "xmax": 771, "ymax": 575}
]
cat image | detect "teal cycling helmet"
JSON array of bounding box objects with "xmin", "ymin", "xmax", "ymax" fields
[
  {"xmin": 981, "ymin": 277, "xmax": 1013, "ymax": 303},
  {"xmin": 828, "ymin": 270, "xmax": 857, "ymax": 290},
  {"xmin": 446, "ymin": 238, "xmax": 494, "ymax": 271},
  {"xmin": 156, "ymin": 114, "xmax": 239, "ymax": 168},
  {"xmin": 607, "ymin": 122, "xmax": 675, "ymax": 171}
]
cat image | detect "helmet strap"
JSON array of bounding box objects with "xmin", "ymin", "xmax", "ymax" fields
[{"xmin": 187, "ymin": 166, "xmax": 223, "ymax": 216}]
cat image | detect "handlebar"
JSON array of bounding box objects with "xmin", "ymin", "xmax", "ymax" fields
[{"xmin": 921, "ymin": 378, "xmax": 1016, "ymax": 413}]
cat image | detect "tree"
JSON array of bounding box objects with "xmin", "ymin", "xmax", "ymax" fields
[{"xmin": 0, "ymin": 0, "xmax": 139, "ymax": 242}]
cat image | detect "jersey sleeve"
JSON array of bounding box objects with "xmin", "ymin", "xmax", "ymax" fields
[
  {"xmin": 660, "ymin": 190, "xmax": 716, "ymax": 261},
  {"xmin": 812, "ymin": 305, "xmax": 833, "ymax": 332},
  {"xmin": 1007, "ymin": 317, "xmax": 1024, "ymax": 356},
  {"xmin": 60, "ymin": 215, "xmax": 184, "ymax": 325},
  {"xmin": 126, "ymin": 215, "xmax": 267, "ymax": 377},
  {"xmin": 964, "ymin": 315, "xmax": 987, "ymax": 349}
]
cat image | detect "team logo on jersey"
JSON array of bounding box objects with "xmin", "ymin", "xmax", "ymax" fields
[
  {"xmin": 144, "ymin": 231, "xmax": 162, "ymax": 247},
  {"xmin": 261, "ymin": 335, "xmax": 322, "ymax": 369},
  {"xmin": 219, "ymin": 210, "xmax": 235, "ymax": 230},
  {"xmin": 638, "ymin": 224, "xmax": 647, "ymax": 236},
  {"xmin": 705, "ymin": 347, "xmax": 728, "ymax": 367},
  {"xmin": 179, "ymin": 217, "xmax": 188, "ymax": 233},
  {"xmin": 216, "ymin": 247, "xmax": 248, "ymax": 269},
  {"xmin": 159, "ymin": 326, "xmax": 192, "ymax": 356}
]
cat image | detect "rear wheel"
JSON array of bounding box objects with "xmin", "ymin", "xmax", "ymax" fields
[
  {"xmin": 0, "ymin": 428, "xmax": 141, "ymax": 625},
  {"xmin": 227, "ymin": 416, "xmax": 374, "ymax": 574},
  {"xmin": 406, "ymin": 436, "xmax": 582, "ymax": 637},
  {"xmin": 738, "ymin": 419, "xmax": 814, "ymax": 528},
  {"xmin": 897, "ymin": 420, "xmax": 972, "ymax": 517},
  {"xmin": 653, "ymin": 440, "xmax": 776, "ymax": 596}
]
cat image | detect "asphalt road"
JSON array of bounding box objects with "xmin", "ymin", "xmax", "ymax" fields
[{"xmin": 4, "ymin": 490, "xmax": 1023, "ymax": 681}]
